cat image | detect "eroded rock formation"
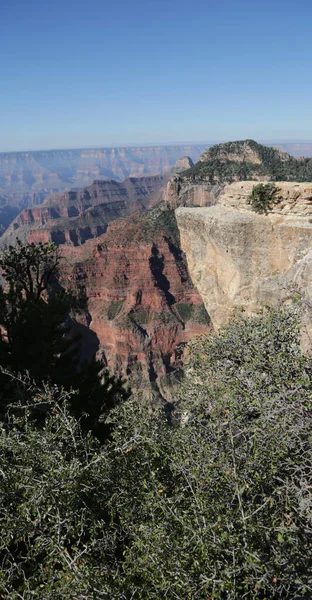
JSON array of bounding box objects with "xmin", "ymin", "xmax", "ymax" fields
[
  {"xmin": 2, "ymin": 157, "xmax": 196, "ymax": 246},
  {"xmin": 60, "ymin": 205, "xmax": 210, "ymax": 401},
  {"xmin": 176, "ymin": 181, "xmax": 312, "ymax": 333}
]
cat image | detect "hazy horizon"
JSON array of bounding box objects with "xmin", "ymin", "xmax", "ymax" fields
[{"xmin": 3, "ymin": 139, "xmax": 312, "ymax": 155}]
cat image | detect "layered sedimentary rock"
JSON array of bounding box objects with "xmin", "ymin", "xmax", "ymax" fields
[
  {"xmin": 2, "ymin": 175, "xmax": 168, "ymax": 246},
  {"xmin": 60, "ymin": 205, "xmax": 210, "ymax": 400},
  {"xmin": 2, "ymin": 158, "xmax": 195, "ymax": 246},
  {"xmin": 0, "ymin": 154, "xmax": 210, "ymax": 399},
  {"xmin": 0, "ymin": 206, "xmax": 19, "ymax": 236},
  {"xmin": 0, "ymin": 145, "xmax": 205, "ymax": 209},
  {"xmin": 175, "ymin": 181, "xmax": 312, "ymax": 334}
]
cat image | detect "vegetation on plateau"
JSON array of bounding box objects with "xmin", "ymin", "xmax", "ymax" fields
[
  {"xmin": 182, "ymin": 139, "xmax": 312, "ymax": 184},
  {"xmin": 0, "ymin": 241, "xmax": 312, "ymax": 598},
  {"xmin": 248, "ymin": 182, "xmax": 280, "ymax": 214}
]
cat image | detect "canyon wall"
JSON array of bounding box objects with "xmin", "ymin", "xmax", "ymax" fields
[
  {"xmin": 60, "ymin": 205, "xmax": 210, "ymax": 402},
  {"xmin": 176, "ymin": 182, "xmax": 312, "ymax": 334},
  {"xmin": 2, "ymin": 174, "xmax": 170, "ymax": 246},
  {"xmin": 0, "ymin": 145, "xmax": 204, "ymax": 208}
]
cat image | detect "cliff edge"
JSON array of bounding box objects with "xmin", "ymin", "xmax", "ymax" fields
[{"xmin": 176, "ymin": 181, "xmax": 312, "ymax": 336}]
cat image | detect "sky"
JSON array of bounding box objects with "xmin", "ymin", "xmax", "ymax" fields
[{"xmin": 1, "ymin": 0, "xmax": 312, "ymax": 152}]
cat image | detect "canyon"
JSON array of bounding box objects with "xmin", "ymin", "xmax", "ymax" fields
[
  {"xmin": 60, "ymin": 205, "xmax": 210, "ymax": 402},
  {"xmin": 0, "ymin": 144, "xmax": 205, "ymax": 210},
  {"xmin": 1, "ymin": 157, "xmax": 194, "ymax": 246},
  {"xmin": 3, "ymin": 139, "xmax": 312, "ymax": 399}
]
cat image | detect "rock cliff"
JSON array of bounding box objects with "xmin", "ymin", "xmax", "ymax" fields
[
  {"xmin": 2, "ymin": 174, "xmax": 168, "ymax": 246},
  {"xmin": 167, "ymin": 139, "xmax": 312, "ymax": 209},
  {"xmin": 6, "ymin": 140, "xmax": 312, "ymax": 400},
  {"xmin": 2, "ymin": 158, "xmax": 195, "ymax": 246},
  {"xmin": 175, "ymin": 181, "xmax": 312, "ymax": 334},
  {"xmin": 60, "ymin": 205, "xmax": 210, "ymax": 401},
  {"xmin": 0, "ymin": 145, "xmax": 205, "ymax": 209}
]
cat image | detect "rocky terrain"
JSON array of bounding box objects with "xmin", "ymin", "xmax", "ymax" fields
[
  {"xmin": 0, "ymin": 206, "xmax": 19, "ymax": 236},
  {"xmin": 167, "ymin": 140, "xmax": 312, "ymax": 209},
  {"xmin": 60, "ymin": 204, "xmax": 210, "ymax": 401},
  {"xmin": 176, "ymin": 180, "xmax": 312, "ymax": 348},
  {"xmin": 1, "ymin": 157, "xmax": 194, "ymax": 247},
  {"xmin": 163, "ymin": 141, "xmax": 312, "ymax": 338},
  {"xmin": 0, "ymin": 144, "xmax": 203, "ymax": 210},
  {"xmin": 5, "ymin": 138, "xmax": 312, "ymax": 399},
  {"xmin": 0, "ymin": 153, "xmax": 207, "ymax": 400}
]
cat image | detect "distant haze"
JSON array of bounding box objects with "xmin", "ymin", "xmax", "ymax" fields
[{"xmin": 0, "ymin": 143, "xmax": 207, "ymax": 209}]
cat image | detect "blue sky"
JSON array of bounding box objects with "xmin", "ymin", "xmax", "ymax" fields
[{"xmin": 1, "ymin": 0, "xmax": 312, "ymax": 151}]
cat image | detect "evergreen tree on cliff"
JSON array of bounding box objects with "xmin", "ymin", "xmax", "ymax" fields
[{"xmin": 0, "ymin": 240, "xmax": 127, "ymax": 440}]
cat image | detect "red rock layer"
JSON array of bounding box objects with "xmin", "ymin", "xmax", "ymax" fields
[
  {"xmin": 2, "ymin": 176, "xmax": 168, "ymax": 247},
  {"xmin": 60, "ymin": 205, "xmax": 211, "ymax": 400}
]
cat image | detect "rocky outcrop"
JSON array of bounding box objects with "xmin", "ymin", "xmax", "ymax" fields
[
  {"xmin": 175, "ymin": 181, "xmax": 312, "ymax": 333},
  {"xmin": 60, "ymin": 205, "xmax": 210, "ymax": 401},
  {"xmin": 217, "ymin": 181, "xmax": 312, "ymax": 215},
  {"xmin": 199, "ymin": 140, "xmax": 289, "ymax": 164},
  {"xmin": 167, "ymin": 140, "xmax": 312, "ymax": 208},
  {"xmin": 171, "ymin": 156, "xmax": 194, "ymax": 171},
  {"xmin": 166, "ymin": 178, "xmax": 222, "ymax": 209},
  {"xmin": 0, "ymin": 157, "xmax": 211, "ymax": 401}
]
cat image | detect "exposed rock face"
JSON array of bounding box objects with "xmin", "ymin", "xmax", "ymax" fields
[
  {"xmin": 199, "ymin": 140, "xmax": 289, "ymax": 164},
  {"xmin": 0, "ymin": 191, "xmax": 50, "ymax": 236},
  {"xmin": 172, "ymin": 156, "xmax": 194, "ymax": 171},
  {"xmin": 2, "ymin": 158, "xmax": 196, "ymax": 247},
  {"xmin": 2, "ymin": 175, "xmax": 168, "ymax": 247},
  {"xmin": 166, "ymin": 178, "xmax": 222, "ymax": 209},
  {"xmin": 218, "ymin": 181, "xmax": 312, "ymax": 215},
  {"xmin": 167, "ymin": 140, "xmax": 312, "ymax": 210},
  {"xmin": 199, "ymin": 144, "xmax": 260, "ymax": 165},
  {"xmin": 0, "ymin": 145, "xmax": 206, "ymax": 209},
  {"xmin": 175, "ymin": 181, "xmax": 312, "ymax": 332},
  {"xmin": 0, "ymin": 157, "xmax": 211, "ymax": 400},
  {"xmin": 60, "ymin": 205, "xmax": 210, "ymax": 401}
]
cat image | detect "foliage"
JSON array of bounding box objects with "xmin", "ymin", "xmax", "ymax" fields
[
  {"xmin": 130, "ymin": 203, "xmax": 181, "ymax": 245},
  {"xmin": 106, "ymin": 308, "xmax": 312, "ymax": 598},
  {"xmin": 248, "ymin": 182, "xmax": 279, "ymax": 214},
  {"xmin": 107, "ymin": 299, "xmax": 124, "ymax": 320},
  {"xmin": 182, "ymin": 139, "xmax": 312, "ymax": 184},
  {"xmin": 0, "ymin": 240, "xmax": 128, "ymax": 440},
  {"xmin": 0, "ymin": 240, "xmax": 82, "ymax": 379},
  {"xmin": 175, "ymin": 302, "xmax": 210, "ymax": 324},
  {"xmin": 0, "ymin": 379, "xmax": 116, "ymax": 598},
  {"xmin": 1, "ymin": 294, "xmax": 312, "ymax": 597}
]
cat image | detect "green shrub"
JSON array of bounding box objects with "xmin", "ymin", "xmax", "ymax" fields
[
  {"xmin": 0, "ymin": 381, "xmax": 116, "ymax": 598},
  {"xmin": 175, "ymin": 302, "xmax": 210, "ymax": 324},
  {"xmin": 175, "ymin": 302, "xmax": 193, "ymax": 321},
  {"xmin": 107, "ymin": 299, "xmax": 124, "ymax": 320},
  {"xmin": 248, "ymin": 182, "xmax": 279, "ymax": 214},
  {"xmin": 107, "ymin": 307, "xmax": 312, "ymax": 598},
  {"xmin": 2, "ymin": 307, "xmax": 312, "ymax": 598}
]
